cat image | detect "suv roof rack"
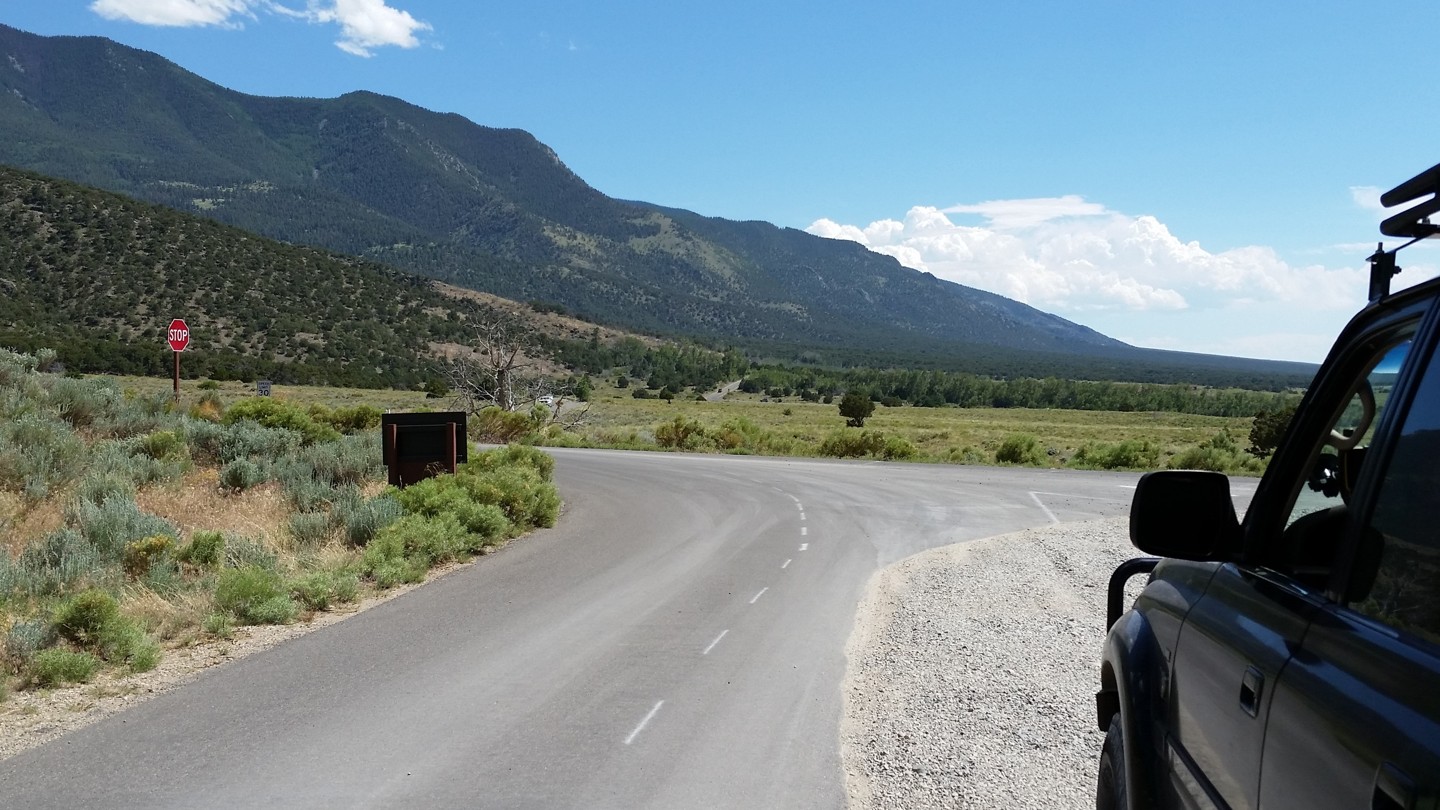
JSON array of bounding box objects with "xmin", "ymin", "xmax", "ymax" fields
[{"xmin": 1368, "ymin": 161, "xmax": 1440, "ymax": 302}]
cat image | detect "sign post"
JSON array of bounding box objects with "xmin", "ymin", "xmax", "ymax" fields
[{"xmin": 167, "ymin": 318, "xmax": 190, "ymax": 399}]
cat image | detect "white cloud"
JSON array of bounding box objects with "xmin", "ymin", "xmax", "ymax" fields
[
  {"xmin": 807, "ymin": 200, "xmax": 1365, "ymax": 316},
  {"xmin": 1350, "ymin": 185, "xmax": 1384, "ymax": 211},
  {"xmin": 943, "ymin": 194, "xmax": 1111, "ymax": 230},
  {"xmin": 806, "ymin": 198, "xmax": 1385, "ymax": 361},
  {"xmin": 89, "ymin": 0, "xmax": 431, "ymax": 56},
  {"xmin": 302, "ymin": 0, "xmax": 431, "ymax": 57},
  {"xmin": 90, "ymin": 0, "xmax": 257, "ymax": 27}
]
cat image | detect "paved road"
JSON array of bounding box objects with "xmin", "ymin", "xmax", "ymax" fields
[{"xmin": 0, "ymin": 449, "xmax": 1145, "ymax": 809}]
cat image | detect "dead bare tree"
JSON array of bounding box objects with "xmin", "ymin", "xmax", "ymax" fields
[
  {"xmin": 444, "ymin": 316, "xmax": 543, "ymax": 414},
  {"xmin": 442, "ymin": 316, "xmax": 594, "ymax": 435}
]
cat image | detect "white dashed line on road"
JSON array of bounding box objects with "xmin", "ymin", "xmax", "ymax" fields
[
  {"xmin": 782, "ymin": 559, "xmax": 792, "ymax": 569},
  {"xmin": 749, "ymin": 588, "xmax": 768, "ymax": 604},
  {"xmin": 624, "ymin": 701, "xmax": 665, "ymax": 745},
  {"xmin": 702, "ymin": 630, "xmax": 728, "ymax": 655}
]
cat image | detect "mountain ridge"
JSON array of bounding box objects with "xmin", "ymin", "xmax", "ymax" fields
[{"xmin": 0, "ymin": 23, "xmax": 1317, "ymax": 388}]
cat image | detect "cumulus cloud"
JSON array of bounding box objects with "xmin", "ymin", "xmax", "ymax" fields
[
  {"xmin": 300, "ymin": 0, "xmax": 431, "ymax": 57},
  {"xmin": 805, "ymin": 199, "xmax": 1365, "ymax": 318},
  {"xmin": 88, "ymin": 0, "xmax": 430, "ymax": 56}
]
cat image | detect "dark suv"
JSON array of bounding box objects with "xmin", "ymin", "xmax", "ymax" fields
[{"xmin": 1096, "ymin": 163, "xmax": 1440, "ymax": 810}]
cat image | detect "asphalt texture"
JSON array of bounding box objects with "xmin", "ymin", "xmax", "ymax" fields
[{"xmin": 0, "ymin": 449, "xmax": 1139, "ymax": 809}]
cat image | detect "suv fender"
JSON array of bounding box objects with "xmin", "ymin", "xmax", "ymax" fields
[{"xmin": 1099, "ymin": 605, "xmax": 1165, "ymax": 808}]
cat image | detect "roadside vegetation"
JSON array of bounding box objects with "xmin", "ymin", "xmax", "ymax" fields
[
  {"xmin": 0, "ymin": 349, "xmax": 558, "ymax": 698},
  {"xmin": 111, "ymin": 372, "xmax": 1292, "ymax": 477},
  {"xmin": 535, "ymin": 390, "xmax": 1278, "ymax": 476}
]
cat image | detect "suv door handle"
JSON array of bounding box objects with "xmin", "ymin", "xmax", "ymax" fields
[
  {"xmin": 1373, "ymin": 761, "xmax": 1414, "ymax": 810},
  {"xmin": 1239, "ymin": 666, "xmax": 1264, "ymax": 717}
]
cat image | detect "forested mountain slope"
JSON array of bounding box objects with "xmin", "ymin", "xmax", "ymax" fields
[{"xmin": 0, "ymin": 24, "xmax": 1318, "ymax": 388}]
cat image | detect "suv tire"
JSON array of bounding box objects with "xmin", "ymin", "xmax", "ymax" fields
[{"xmin": 1096, "ymin": 715, "xmax": 1127, "ymax": 810}]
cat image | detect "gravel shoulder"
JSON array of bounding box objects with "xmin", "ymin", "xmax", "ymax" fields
[{"xmin": 842, "ymin": 516, "xmax": 1136, "ymax": 809}]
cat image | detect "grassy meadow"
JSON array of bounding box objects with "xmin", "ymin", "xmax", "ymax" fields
[{"xmin": 115, "ymin": 374, "xmax": 1267, "ymax": 473}]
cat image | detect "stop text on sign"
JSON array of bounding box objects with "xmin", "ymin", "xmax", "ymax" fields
[{"xmin": 168, "ymin": 319, "xmax": 190, "ymax": 352}]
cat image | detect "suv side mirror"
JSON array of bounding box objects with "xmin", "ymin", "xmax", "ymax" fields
[{"xmin": 1130, "ymin": 470, "xmax": 1241, "ymax": 560}]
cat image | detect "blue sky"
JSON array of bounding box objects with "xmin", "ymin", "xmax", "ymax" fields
[{"xmin": 5, "ymin": 2, "xmax": 1439, "ymax": 362}]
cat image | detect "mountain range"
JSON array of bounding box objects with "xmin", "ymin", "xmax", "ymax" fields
[{"xmin": 0, "ymin": 24, "xmax": 1316, "ymax": 388}]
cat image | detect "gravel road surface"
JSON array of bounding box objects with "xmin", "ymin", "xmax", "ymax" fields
[{"xmin": 843, "ymin": 516, "xmax": 1136, "ymax": 810}]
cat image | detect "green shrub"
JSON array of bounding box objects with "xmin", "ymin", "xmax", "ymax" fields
[
  {"xmin": 219, "ymin": 458, "xmax": 266, "ymax": 492},
  {"xmin": 471, "ymin": 407, "xmax": 535, "ymax": 443},
  {"xmin": 309, "ymin": 403, "xmax": 382, "ymax": 434},
  {"xmin": 271, "ymin": 459, "xmax": 340, "ymax": 512},
  {"xmin": 97, "ymin": 392, "xmax": 176, "ymax": 439},
  {"xmin": 177, "ymin": 530, "xmax": 225, "ymax": 570},
  {"xmin": 0, "ymin": 413, "xmax": 85, "ymax": 500},
  {"xmin": 709, "ymin": 417, "xmax": 801, "ymax": 455},
  {"xmin": 214, "ymin": 567, "xmax": 298, "ymax": 625},
  {"xmin": 995, "ymin": 433, "xmax": 1048, "ymax": 466},
  {"xmin": 289, "ymin": 570, "xmax": 360, "ymax": 611},
  {"xmin": 52, "ymin": 589, "xmax": 122, "ymax": 648},
  {"xmin": 366, "ymin": 554, "xmax": 428, "ymax": 589},
  {"xmin": 47, "ymin": 588, "xmax": 158, "ymax": 671},
  {"xmin": 197, "ymin": 380, "xmax": 220, "ymax": 391},
  {"xmin": 302, "ymin": 435, "xmax": 381, "ymax": 487},
  {"xmin": 453, "ymin": 465, "xmax": 557, "ymax": 529},
  {"xmin": 4, "ymin": 620, "xmax": 55, "ymax": 671},
  {"xmin": 98, "ymin": 621, "xmax": 161, "ymax": 673},
  {"xmin": 362, "ymin": 513, "xmax": 476, "ymax": 585},
  {"xmin": 134, "ymin": 430, "xmax": 187, "ymax": 461},
  {"xmin": 223, "ymin": 398, "xmax": 340, "ymax": 444},
  {"xmin": 469, "ymin": 444, "xmax": 555, "ymax": 480},
  {"xmin": 880, "ymin": 436, "xmax": 918, "ymax": 461},
  {"xmin": 66, "ymin": 496, "xmax": 178, "ymax": 562},
  {"xmin": 73, "ymin": 472, "xmax": 137, "ymax": 507},
  {"xmin": 333, "ymin": 492, "xmax": 404, "ymax": 547},
  {"xmin": 202, "ymin": 612, "xmax": 234, "ymax": 639},
  {"xmin": 818, "ymin": 430, "xmax": 885, "ymax": 458},
  {"xmin": 288, "ymin": 511, "xmax": 331, "ymax": 548},
  {"xmin": 122, "ymin": 535, "xmax": 174, "ymax": 580},
  {"xmin": 12, "ymin": 528, "xmax": 102, "ymax": 597},
  {"xmin": 655, "ymin": 416, "xmax": 708, "ymax": 450},
  {"xmin": 223, "ymin": 536, "xmax": 278, "ymax": 571},
  {"xmin": 1072, "ymin": 440, "xmax": 1161, "ymax": 470},
  {"xmin": 216, "ymin": 421, "xmax": 303, "ymax": 463},
  {"xmin": 48, "ymin": 376, "xmax": 121, "ymax": 429},
  {"xmin": 27, "ymin": 649, "xmax": 99, "ymax": 687},
  {"xmin": 1170, "ymin": 429, "xmax": 1266, "ymax": 475}
]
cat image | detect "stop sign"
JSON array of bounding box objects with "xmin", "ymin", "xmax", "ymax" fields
[{"xmin": 167, "ymin": 319, "xmax": 190, "ymax": 352}]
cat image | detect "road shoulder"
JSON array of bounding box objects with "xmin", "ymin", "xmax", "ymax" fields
[{"xmin": 842, "ymin": 517, "xmax": 1134, "ymax": 809}]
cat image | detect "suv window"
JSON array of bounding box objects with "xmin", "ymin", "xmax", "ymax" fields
[
  {"xmin": 1357, "ymin": 341, "xmax": 1440, "ymax": 646},
  {"xmin": 1283, "ymin": 336, "xmax": 1414, "ymax": 530}
]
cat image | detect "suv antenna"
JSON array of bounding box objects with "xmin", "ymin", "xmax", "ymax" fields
[{"xmin": 1370, "ymin": 162, "xmax": 1440, "ymax": 302}]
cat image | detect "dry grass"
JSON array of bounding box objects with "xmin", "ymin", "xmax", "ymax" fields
[
  {"xmin": 123, "ymin": 588, "xmax": 215, "ymax": 646},
  {"xmin": 134, "ymin": 471, "xmax": 288, "ymax": 545},
  {"xmin": 1, "ymin": 490, "xmax": 68, "ymax": 557},
  {"xmin": 95, "ymin": 375, "xmax": 433, "ymax": 413}
]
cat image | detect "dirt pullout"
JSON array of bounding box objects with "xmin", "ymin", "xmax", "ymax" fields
[{"xmin": 842, "ymin": 517, "xmax": 1136, "ymax": 809}]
